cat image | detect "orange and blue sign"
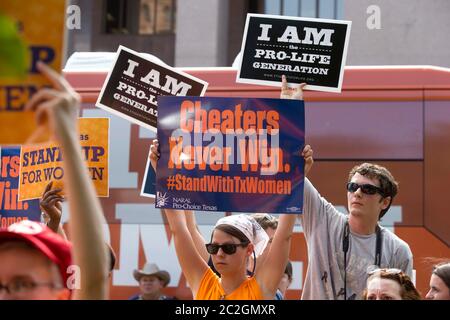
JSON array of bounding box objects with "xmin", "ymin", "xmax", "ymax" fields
[{"xmin": 155, "ymin": 96, "xmax": 305, "ymax": 214}]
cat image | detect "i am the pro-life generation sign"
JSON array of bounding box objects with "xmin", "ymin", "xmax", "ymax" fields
[{"xmin": 237, "ymin": 14, "xmax": 351, "ymax": 92}]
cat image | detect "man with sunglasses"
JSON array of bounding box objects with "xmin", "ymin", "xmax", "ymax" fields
[{"xmin": 300, "ymin": 160, "xmax": 413, "ymax": 300}]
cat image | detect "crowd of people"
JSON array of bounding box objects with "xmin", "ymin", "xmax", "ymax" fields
[{"xmin": 0, "ymin": 64, "xmax": 448, "ymax": 301}]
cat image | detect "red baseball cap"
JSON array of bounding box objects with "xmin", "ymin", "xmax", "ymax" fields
[{"xmin": 0, "ymin": 220, "xmax": 72, "ymax": 287}]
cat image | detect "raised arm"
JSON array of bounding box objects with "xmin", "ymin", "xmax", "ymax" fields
[
  {"xmin": 150, "ymin": 140, "xmax": 208, "ymax": 296},
  {"xmin": 256, "ymin": 212, "xmax": 296, "ymax": 298},
  {"xmin": 300, "ymin": 144, "xmax": 344, "ymax": 238},
  {"xmin": 185, "ymin": 210, "xmax": 209, "ymax": 262},
  {"xmin": 40, "ymin": 181, "xmax": 68, "ymax": 241},
  {"xmin": 25, "ymin": 62, "xmax": 108, "ymax": 300},
  {"xmin": 256, "ymin": 76, "xmax": 309, "ymax": 298},
  {"xmin": 164, "ymin": 209, "xmax": 209, "ymax": 297}
]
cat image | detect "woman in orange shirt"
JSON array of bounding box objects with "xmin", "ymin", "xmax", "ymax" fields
[
  {"xmin": 195, "ymin": 214, "xmax": 271, "ymax": 300},
  {"xmin": 149, "ymin": 78, "xmax": 312, "ymax": 300}
]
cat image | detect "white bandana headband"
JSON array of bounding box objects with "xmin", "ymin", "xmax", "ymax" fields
[{"xmin": 215, "ymin": 214, "xmax": 269, "ymax": 257}]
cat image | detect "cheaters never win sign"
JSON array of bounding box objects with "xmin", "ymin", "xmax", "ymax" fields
[
  {"xmin": 155, "ymin": 97, "xmax": 305, "ymax": 214},
  {"xmin": 96, "ymin": 46, "xmax": 208, "ymax": 132},
  {"xmin": 18, "ymin": 118, "xmax": 109, "ymax": 200},
  {"xmin": 236, "ymin": 14, "xmax": 351, "ymax": 92}
]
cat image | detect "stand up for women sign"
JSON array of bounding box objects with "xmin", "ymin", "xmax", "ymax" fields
[
  {"xmin": 155, "ymin": 97, "xmax": 305, "ymax": 214},
  {"xmin": 18, "ymin": 118, "xmax": 109, "ymax": 200},
  {"xmin": 237, "ymin": 14, "xmax": 351, "ymax": 92}
]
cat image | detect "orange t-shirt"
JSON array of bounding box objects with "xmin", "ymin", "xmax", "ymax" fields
[{"xmin": 195, "ymin": 267, "xmax": 264, "ymax": 300}]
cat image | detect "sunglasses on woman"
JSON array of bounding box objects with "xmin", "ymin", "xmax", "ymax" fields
[
  {"xmin": 205, "ymin": 242, "xmax": 249, "ymax": 255},
  {"xmin": 346, "ymin": 182, "xmax": 385, "ymax": 196}
]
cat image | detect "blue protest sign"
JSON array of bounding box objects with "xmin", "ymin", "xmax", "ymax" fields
[{"xmin": 0, "ymin": 147, "xmax": 41, "ymax": 227}]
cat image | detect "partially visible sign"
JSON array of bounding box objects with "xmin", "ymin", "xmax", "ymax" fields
[
  {"xmin": 140, "ymin": 146, "xmax": 156, "ymax": 198},
  {"xmin": 18, "ymin": 118, "xmax": 110, "ymax": 200},
  {"xmin": 0, "ymin": 0, "xmax": 66, "ymax": 110},
  {"xmin": 237, "ymin": 13, "xmax": 351, "ymax": 92},
  {"xmin": 0, "ymin": 112, "xmax": 50, "ymax": 145},
  {"xmin": 96, "ymin": 46, "xmax": 208, "ymax": 132},
  {"xmin": 0, "ymin": 147, "xmax": 41, "ymax": 228},
  {"xmin": 0, "ymin": 1, "xmax": 65, "ymax": 145}
]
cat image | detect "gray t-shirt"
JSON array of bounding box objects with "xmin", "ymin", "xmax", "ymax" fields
[{"xmin": 300, "ymin": 178, "xmax": 413, "ymax": 300}]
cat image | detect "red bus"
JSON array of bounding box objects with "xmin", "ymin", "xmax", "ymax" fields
[{"xmin": 65, "ymin": 65, "xmax": 450, "ymax": 299}]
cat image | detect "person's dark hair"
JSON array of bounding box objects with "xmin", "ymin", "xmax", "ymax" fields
[
  {"xmin": 433, "ymin": 262, "xmax": 450, "ymax": 291},
  {"xmin": 251, "ymin": 213, "xmax": 278, "ymax": 231},
  {"xmin": 106, "ymin": 243, "xmax": 116, "ymax": 273},
  {"xmin": 284, "ymin": 260, "xmax": 293, "ymax": 281},
  {"xmin": 348, "ymin": 163, "xmax": 399, "ymax": 219},
  {"xmin": 363, "ymin": 270, "xmax": 421, "ymax": 300},
  {"xmin": 212, "ymin": 224, "xmax": 250, "ymax": 245},
  {"xmin": 208, "ymin": 225, "xmax": 251, "ymax": 278}
]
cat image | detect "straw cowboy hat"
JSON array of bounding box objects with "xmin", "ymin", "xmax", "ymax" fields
[{"xmin": 133, "ymin": 263, "xmax": 170, "ymax": 287}]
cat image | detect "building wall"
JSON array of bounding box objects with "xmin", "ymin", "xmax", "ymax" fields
[
  {"xmin": 65, "ymin": 1, "xmax": 450, "ymax": 68},
  {"xmin": 67, "ymin": 0, "xmax": 175, "ymax": 65},
  {"xmin": 226, "ymin": 0, "xmax": 252, "ymax": 66},
  {"xmin": 344, "ymin": 0, "xmax": 450, "ymax": 67},
  {"xmin": 175, "ymin": 0, "xmax": 230, "ymax": 67}
]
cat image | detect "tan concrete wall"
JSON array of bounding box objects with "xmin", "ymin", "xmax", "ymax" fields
[
  {"xmin": 175, "ymin": 0, "xmax": 230, "ymax": 67},
  {"xmin": 344, "ymin": 0, "xmax": 450, "ymax": 67}
]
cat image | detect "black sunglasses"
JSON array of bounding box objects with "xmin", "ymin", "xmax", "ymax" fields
[
  {"xmin": 205, "ymin": 242, "xmax": 249, "ymax": 255},
  {"xmin": 346, "ymin": 182, "xmax": 384, "ymax": 196}
]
